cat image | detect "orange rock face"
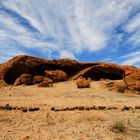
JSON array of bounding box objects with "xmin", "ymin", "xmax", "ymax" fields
[
  {"xmin": 0, "ymin": 55, "xmax": 140, "ymax": 91},
  {"xmin": 73, "ymin": 63, "xmax": 125, "ymax": 81},
  {"xmin": 33, "ymin": 76, "xmax": 44, "ymax": 84},
  {"xmin": 43, "ymin": 77, "xmax": 53, "ymax": 84},
  {"xmin": 123, "ymin": 66, "xmax": 140, "ymax": 91},
  {"xmin": 76, "ymin": 76, "xmax": 90, "ymax": 88},
  {"xmin": 45, "ymin": 70, "xmax": 68, "ymax": 82}
]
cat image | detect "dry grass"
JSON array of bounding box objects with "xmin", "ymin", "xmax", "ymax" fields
[
  {"xmin": 112, "ymin": 120, "xmax": 126, "ymax": 133},
  {"xmin": 0, "ymin": 81, "xmax": 140, "ymax": 140}
]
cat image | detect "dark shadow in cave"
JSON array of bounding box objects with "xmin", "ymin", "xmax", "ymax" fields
[
  {"xmin": 4, "ymin": 63, "xmax": 30, "ymax": 84},
  {"xmin": 83, "ymin": 69, "xmax": 124, "ymax": 81}
]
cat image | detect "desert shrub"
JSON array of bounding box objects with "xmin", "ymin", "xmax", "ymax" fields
[{"xmin": 112, "ymin": 120, "xmax": 126, "ymax": 132}]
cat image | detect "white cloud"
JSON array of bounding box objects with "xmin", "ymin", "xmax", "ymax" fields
[
  {"xmin": 120, "ymin": 50, "xmax": 140, "ymax": 66},
  {"xmin": 125, "ymin": 13, "xmax": 140, "ymax": 47},
  {"xmin": 59, "ymin": 50, "xmax": 77, "ymax": 60},
  {"xmin": 120, "ymin": 51, "xmax": 140, "ymax": 59},
  {"xmin": 121, "ymin": 56, "xmax": 140, "ymax": 66},
  {"xmin": 0, "ymin": 0, "xmax": 140, "ymax": 64},
  {"xmin": 126, "ymin": 13, "xmax": 140, "ymax": 33}
]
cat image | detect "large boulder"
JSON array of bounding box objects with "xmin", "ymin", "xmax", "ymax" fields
[
  {"xmin": 33, "ymin": 76, "xmax": 44, "ymax": 84},
  {"xmin": 14, "ymin": 74, "xmax": 32, "ymax": 85},
  {"xmin": 20, "ymin": 74, "xmax": 32, "ymax": 85},
  {"xmin": 38, "ymin": 81, "xmax": 51, "ymax": 87},
  {"xmin": 38, "ymin": 77, "xmax": 53, "ymax": 87},
  {"xmin": 76, "ymin": 76, "xmax": 90, "ymax": 88},
  {"xmin": 43, "ymin": 77, "xmax": 53, "ymax": 84},
  {"xmin": 73, "ymin": 63, "xmax": 125, "ymax": 81},
  {"xmin": 123, "ymin": 66, "xmax": 140, "ymax": 91},
  {"xmin": 45, "ymin": 70, "xmax": 68, "ymax": 82},
  {"xmin": 14, "ymin": 78, "xmax": 21, "ymax": 86}
]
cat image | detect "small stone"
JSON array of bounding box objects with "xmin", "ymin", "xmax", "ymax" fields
[
  {"xmin": 135, "ymin": 106, "xmax": 140, "ymax": 109},
  {"xmin": 98, "ymin": 106, "xmax": 106, "ymax": 110},
  {"xmin": 107, "ymin": 106, "xmax": 118, "ymax": 110},
  {"xmin": 78, "ymin": 106, "xmax": 85, "ymax": 111},
  {"xmin": 122, "ymin": 106, "xmax": 132, "ymax": 111},
  {"xmin": 21, "ymin": 107, "xmax": 28, "ymax": 112},
  {"xmin": 29, "ymin": 107, "xmax": 39, "ymax": 112}
]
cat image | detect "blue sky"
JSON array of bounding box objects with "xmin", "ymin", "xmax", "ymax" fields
[{"xmin": 0, "ymin": 0, "xmax": 140, "ymax": 67}]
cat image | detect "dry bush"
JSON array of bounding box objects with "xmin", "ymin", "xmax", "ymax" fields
[{"xmin": 112, "ymin": 120, "xmax": 126, "ymax": 133}]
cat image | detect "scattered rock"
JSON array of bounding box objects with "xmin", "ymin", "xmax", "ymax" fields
[
  {"xmin": 38, "ymin": 81, "xmax": 50, "ymax": 87},
  {"xmin": 122, "ymin": 106, "xmax": 132, "ymax": 111},
  {"xmin": 107, "ymin": 106, "xmax": 118, "ymax": 110},
  {"xmin": 98, "ymin": 106, "xmax": 106, "ymax": 110},
  {"xmin": 14, "ymin": 77, "xmax": 21, "ymax": 86},
  {"xmin": 0, "ymin": 104, "xmax": 40, "ymax": 112},
  {"xmin": 76, "ymin": 76, "xmax": 90, "ymax": 88},
  {"xmin": 20, "ymin": 74, "xmax": 32, "ymax": 85},
  {"xmin": 78, "ymin": 106, "xmax": 85, "ymax": 110},
  {"xmin": 43, "ymin": 77, "xmax": 53, "ymax": 84},
  {"xmin": 0, "ymin": 104, "xmax": 17, "ymax": 110},
  {"xmin": 45, "ymin": 70, "xmax": 68, "ymax": 82},
  {"xmin": 51, "ymin": 107, "xmax": 55, "ymax": 111},
  {"xmin": 20, "ymin": 107, "xmax": 28, "ymax": 112},
  {"xmin": 135, "ymin": 106, "xmax": 140, "ymax": 109},
  {"xmin": 29, "ymin": 107, "xmax": 40, "ymax": 111},
  {"xmin": 33, "ymin": 76, "xmax": 44, "ymax": 84}
]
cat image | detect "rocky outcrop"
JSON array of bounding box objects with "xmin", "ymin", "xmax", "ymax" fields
[
  {"xmin": 123, "ymin": 66, "xmax": 140, "ymax": 91},
  {"xmin": 45, "ymin": 70, "xmax": 68, "ymax": 82},
  {"xmin": 0, "ymin": 55, "xmax": 92, "ymax": 86},
  {"xmin": 76, "ymin": 76, "xmax": 90, "ymax": 88},
  {"xmin": 14, "ymin": 74, "xmax": 32, "ymax": 85},
  {"xmin": 73, "ymin": 63, "xmax": 125, "ymax": 80},
  {"xmin": 0, "ymin": 55, "xmax": 140, "ymax": 91},
  {"xmin": 33, "ymin": 76, "xmax": 44, "ymax": 84}
]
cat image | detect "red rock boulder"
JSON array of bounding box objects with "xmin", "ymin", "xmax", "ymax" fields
[
  {"xmin": 44, "ymin": 77, "xmax": 53, "ymax": 84},
  {"xmin": 45, "ymin": 70, "xmax": 68, "ymax": 82},
  {"xmin": 76, "ymin": 76, "xmax": 90, "ymax": 88},
  {"xmin": 14, "ymin": 78, "xmax": 21, "ymax": 86},
  {"xmin": 14, "ymin": 74, "xmax": 32, "ymax": 85},
  {"xmin": 38, "ymin": 81, "xmax": 50, "ymax": 87},
  {"xmin": 123, "ymin": 66, "xmax": 140, "ymax": 91},
  {"xmin": 33, "ymin": 76, "xmax": 44, "ymax": 84}
]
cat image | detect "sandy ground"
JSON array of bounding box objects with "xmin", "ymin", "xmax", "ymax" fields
[{"xmin": 0, "ymin": 81, "xmax": 140, "ymax": 140}]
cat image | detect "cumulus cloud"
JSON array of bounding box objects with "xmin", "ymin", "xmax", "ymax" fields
[{"xmin": 0, "ymin": 0, "xmax": 140, "ymax": 66}]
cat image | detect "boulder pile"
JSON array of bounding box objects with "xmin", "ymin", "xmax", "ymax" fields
[{"xmin": 0, "ymin": 55, "xmax": 139, "ymax": 91}]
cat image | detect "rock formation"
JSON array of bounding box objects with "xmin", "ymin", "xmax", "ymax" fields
[
  {"xmin": 76, "ymin": 76, "xmax": 90, "ymax": 88},
  {"xmin": 45, "ymin": 70, "xmax": 68, "ymax": 82},
  {"xmin": 0, "ymin": 55, "xmax": 140, "ymax": 91},
  {"xmin": 123, "ymin": 66, "xmax": 140, "ymax": 90}
]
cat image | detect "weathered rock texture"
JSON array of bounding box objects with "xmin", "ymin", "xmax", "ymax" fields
[
  {"xmin": 0, "ymin": 55, "xmax": 140, "ymax": 91},
  {"xmin": 123, "ymin": 66, "xmax": 140, "ymax": 90},
  {"xmin": 33, "ymin": 76, "xmax": 44, "ymax": 84},
  {"xmin": 45, "ymin": 70, "xmax": 68, "ymax": 82},
  {"xmin": 76, "ymin": 76, "xmax": 90, "ymax": 88}
]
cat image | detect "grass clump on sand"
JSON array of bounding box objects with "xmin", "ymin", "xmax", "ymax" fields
[{"xmin": 112, "ymin": 120, "xmax": 126, "ymax": 133}]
